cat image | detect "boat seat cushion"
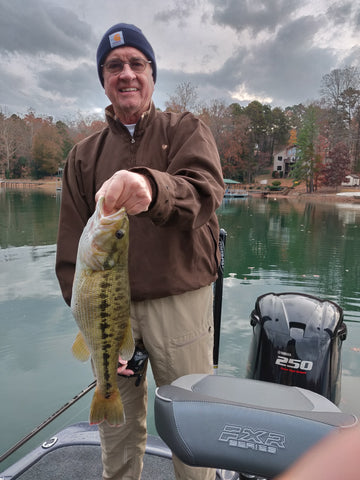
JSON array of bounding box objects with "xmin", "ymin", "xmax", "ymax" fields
[{"xmin": 155, "ymin": 374, "xmax": 357, "ymax": 478}]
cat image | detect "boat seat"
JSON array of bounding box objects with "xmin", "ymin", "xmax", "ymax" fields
[{"xmin": 155, "ymin": 374, "xmax": 357, "ymax": 478}]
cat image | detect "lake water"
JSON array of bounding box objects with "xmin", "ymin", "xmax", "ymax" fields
[{"xmin": 1, "ymin": 189, "xmax": 360, "ymax": 470}]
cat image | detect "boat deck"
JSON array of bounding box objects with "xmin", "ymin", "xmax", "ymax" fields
[
  {"xmin": 0, "ymin": 423, "xmax": 176, "ymax": 480},
  {"xmin": 0, "ymin": 423, "xmax": 230, "ymax": 479}
]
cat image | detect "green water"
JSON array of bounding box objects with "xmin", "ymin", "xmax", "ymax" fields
[{"xmin": 1, "ymin": 190, "xmax": 360, "ymax": 470}]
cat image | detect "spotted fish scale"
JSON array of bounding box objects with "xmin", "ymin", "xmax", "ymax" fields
[{"xmin": 71, "ymin": 197, "xmax": 134, "ymax": 426}]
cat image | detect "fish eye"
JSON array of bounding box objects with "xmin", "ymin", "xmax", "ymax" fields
[{"xmin": 115, "ymin": 230, "xmax": 125, "ymax": 239}]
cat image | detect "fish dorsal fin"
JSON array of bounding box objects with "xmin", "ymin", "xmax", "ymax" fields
[
  {"xmin": 72, "ymin": 331, "xmax": 91, "ymax": 362},
  {"xmin": 119, "ymin": 320, "xmax": 135, "ymax": 361}
]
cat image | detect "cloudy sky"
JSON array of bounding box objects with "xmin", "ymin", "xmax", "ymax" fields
[{"xmin": 1, "ymin": 0, "xmax": 360, "ymax": 120}]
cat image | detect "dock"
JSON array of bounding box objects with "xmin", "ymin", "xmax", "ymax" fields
[{"xmin": 0, "ymin": 180, "xmax": 43, "ymax": 188}]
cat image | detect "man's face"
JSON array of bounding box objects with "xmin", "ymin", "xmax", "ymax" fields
[{"xmin": 103, "ymin": 46, "xmax": 155, "ymax": 124}]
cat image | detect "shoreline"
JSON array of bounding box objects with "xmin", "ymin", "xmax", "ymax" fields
[
  {"xmin": 0, "ymin": 178, "xmax": 60, "ymax": 194},
  {"xmin": 251, "ymin": 191, "xmax": 360, "ymax": 205},
  {"xmin": 2, "ymin": 178, "xmax": 360, "ymax": 204}
]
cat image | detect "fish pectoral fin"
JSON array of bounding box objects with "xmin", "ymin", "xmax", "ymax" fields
[
  {"xmin": 72, "ymin": 331, "xmax": 91, "ymax": 362},
  {"xmin": 119, "ymin": 320, "xmax": 135, "ymax": 361}
]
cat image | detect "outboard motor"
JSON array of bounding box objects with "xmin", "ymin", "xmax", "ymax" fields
[
  {"xmin": 154, "ymin": 292, "xmax": 356, "ymax": 479},
  {"xmin": 247, "ymin": 292, "xmax": 347, "ymax": 405}
]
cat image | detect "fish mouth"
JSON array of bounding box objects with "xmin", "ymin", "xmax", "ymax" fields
[
  {"xmin": 97, "ymin": 197, "xmax": 127, "ymax": 221},
  {"xmin": 95, "ymin": 197, "xmax": 128, "ymax": 242}
]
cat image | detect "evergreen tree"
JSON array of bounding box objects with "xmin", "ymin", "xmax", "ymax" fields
[{"xmin": 292, "ymin": 106, "xmax": 322, "ymax": 192}]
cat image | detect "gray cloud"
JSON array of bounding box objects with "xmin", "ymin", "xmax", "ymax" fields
[
  {"xmin": 38, "ymin": 62, "xmax": 98, "ymax": 98},
  {"xmin": 166, "ymin": 14, "xmax": 335, "ymax": 107},
  {"xmin": 326, "ymin": 2, "xmax": 353, "ymax": 26},
  {"xmin": 211, "ymin": 0, "xmax": 299, "ymax": 34},
  {"xmin": 0, "ymin": 0, "xmax": 95, "ymax": 57},
  {"xmin": 0, "ymin": 67, "xmax": 31, "ymax": 115},
  {"xmin": 0, "ymin": 0, "xmax": 358, "ymax": 119},
  {"xmin": 246, "ymin": 22, "xmax": 336, "ymax": 105},
  {"xmin": 154, "ymin": 0, "xmax": 202, "ymax": 27}
]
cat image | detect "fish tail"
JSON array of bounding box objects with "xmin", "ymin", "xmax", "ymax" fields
[{"xmin": 89, "ymin": 386, "xmax": 125, "ymax": 427}]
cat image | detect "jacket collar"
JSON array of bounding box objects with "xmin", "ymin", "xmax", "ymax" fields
[{"xmin": 105, "ymin": 102, "xmax": 155, "ymax": 135}]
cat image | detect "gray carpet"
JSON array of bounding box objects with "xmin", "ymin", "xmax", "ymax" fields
[{"xmin": 12, "ymin": 444, "xmax": 176, "ymax": 479}]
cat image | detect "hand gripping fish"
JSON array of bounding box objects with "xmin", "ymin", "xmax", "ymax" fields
[{"xmin": 71, "ymin": 196, "xmax": 134, "ymax": 426}]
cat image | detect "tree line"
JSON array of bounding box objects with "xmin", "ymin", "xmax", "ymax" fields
[
  {"xmin": 1, "ymin": 65, "xmax": 360, "ymax": 192},
  {"xmin": 0, "ymin": 109, "xmax": 106, "ymax": 179}
]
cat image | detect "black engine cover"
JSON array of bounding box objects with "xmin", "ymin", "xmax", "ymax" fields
[{"xmin": 247, "ymin": 292, "xmax": 347, "ymax": 405}]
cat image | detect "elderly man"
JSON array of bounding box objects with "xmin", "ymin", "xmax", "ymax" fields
[{"xmin": 56, "ymin": 23, "xmax": 224, "ymax": 480}]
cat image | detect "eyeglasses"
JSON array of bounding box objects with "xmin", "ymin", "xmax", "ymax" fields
[{"xmin": 101, "ymin": 58, "xmax": 152, "ymax": 75}]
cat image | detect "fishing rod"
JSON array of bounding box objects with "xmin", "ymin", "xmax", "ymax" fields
[
  {"xmin": 0, "ymin": 380, "xmax": 96, "ymax": 464},
  {"xmin": 213, "ymin": 228, "xmax": 227, "ymax": 370}
]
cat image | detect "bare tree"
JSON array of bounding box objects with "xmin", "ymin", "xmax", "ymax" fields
[
  {"xmin": 320, "ymin": 66, "xmax": 359, "ymax": 112},
  {"xmin": 320, "ymin": 66, "xmax": 360, "ymax": 169},
  {"xmin": 165, "ymin": 81, "xmax": 199, "ymax": 113},
  {"xmin": 0, "ymin": 111, "xmax": 30, "ymax": 177}
]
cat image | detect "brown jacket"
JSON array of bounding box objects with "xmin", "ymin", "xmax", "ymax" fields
[{"xmin": 55, "ymin": 103, "xmax": 225, "ymax": 304}]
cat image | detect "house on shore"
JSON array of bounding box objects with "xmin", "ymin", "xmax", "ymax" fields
[
  {"xmin": 273, "ymin": 145, "xmax": 297, "ymax": 177},
  {"xmin": 341, "ymin": 174, "xmax": 360, "ymax": 187}
]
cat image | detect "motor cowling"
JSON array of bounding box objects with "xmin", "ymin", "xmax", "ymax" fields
[{"xmin": 247, "ymin": 292, "xmax": 347, "ymax": 405}]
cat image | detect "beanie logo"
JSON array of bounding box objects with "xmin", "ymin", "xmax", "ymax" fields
[{"xmin": 109, "ymin": 31, "xmax": 125, "ymax": 49}]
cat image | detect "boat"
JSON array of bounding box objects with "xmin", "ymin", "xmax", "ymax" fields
[
  {"xmin": 1, "ymin": 234, "xmax": 357, "ymax": 479},
  {"xmin": 223, "ymin": 188, "xmax": 248, "ymax": 198},
  {"xmin": 1, "ymin": 373, "xmax": 356, "ymax": 480},
  {"xmin": 223, "ymin": 179, "xmax": 249, "ymax": 198}
]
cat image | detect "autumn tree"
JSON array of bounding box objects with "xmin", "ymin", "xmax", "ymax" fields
[
  {"xmin": 353, "ymin": 105, "xmax": 360, "ymax": 171},
  {"xmin": 321, "ymin": 142, "xmax": 350, "ymax": 188},
  {"xmin": 200, "ymin": 99, "xmax": 290, "ymax": 182},
  {"xmin": 222, "ymin": 112, "xmax": 252, "ymax": 181},
  {"xmin": 31, "ymin": 123, "xmax": 63, "ymax": 178},
  {"xmin": 199, "ymin": 100, "xmax": 254, "ymax": 181},
  {"xmin": 288, "ymin": 128, "xmax": 297, "ymax": 145},
  {"xmin": 199, "ymin": 99, "xmax": 230, "ymax": 157},
  {"xmin": 69, "ymin": 113, "xmax": 107, "ymax": 144}
]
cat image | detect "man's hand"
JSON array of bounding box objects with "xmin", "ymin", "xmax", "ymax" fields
[
  {"xmin": 95, "ymin": 170, "xmax": 152, "ymax": 215},
  {"xmin": 117, "ymin": 357, "xmax": 134, "ymax": 376}
]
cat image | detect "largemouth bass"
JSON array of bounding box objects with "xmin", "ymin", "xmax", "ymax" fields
[{"xmin": 71, "ymin": 196, "xmax": 134, "ymax": 426}]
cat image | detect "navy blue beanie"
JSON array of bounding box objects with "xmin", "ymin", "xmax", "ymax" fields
[{"xmin": 96, "ymin": 23, "xmax": 156, "ymax": 86}]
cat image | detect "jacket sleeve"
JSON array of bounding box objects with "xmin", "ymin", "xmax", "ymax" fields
[
  {"xmin": 55, "ymin": 145, "xmax": 94, "ymax": 306},
  {"xmin": 131, "ymin": 112, "xmax": 225, "ymax": 230}
]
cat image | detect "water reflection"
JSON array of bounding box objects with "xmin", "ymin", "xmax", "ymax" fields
[
  {"xmin": 1, "ymin": 191, "xmax": 360, "ymax": 470},
  {"xmin": 217, "ymin": 197, "xmax": 360, "ymax": 322},
  {"xmin": 0, "ymin": 238, "xmax": 93, "ymax": 469},
  {"xmin": 0, "ymin": 245, "xmax": 58, "ymax": 301},
  {"xmin": 0, "ymin": 190, "xmax": 60, "ymax": 248}
]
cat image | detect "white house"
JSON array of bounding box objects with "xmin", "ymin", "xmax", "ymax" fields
[
  {"xmin": 273, "ymin": 145, "xmax": 297, "ymax": 176},
  {"xmin": 341, "ymin": 174, "xmax": 360, "ymax": 187}
]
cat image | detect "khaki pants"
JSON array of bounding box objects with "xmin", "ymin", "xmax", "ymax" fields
[{"xmin": 98, "ymin": 285, "xmax": 216, "ymax": 480}]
